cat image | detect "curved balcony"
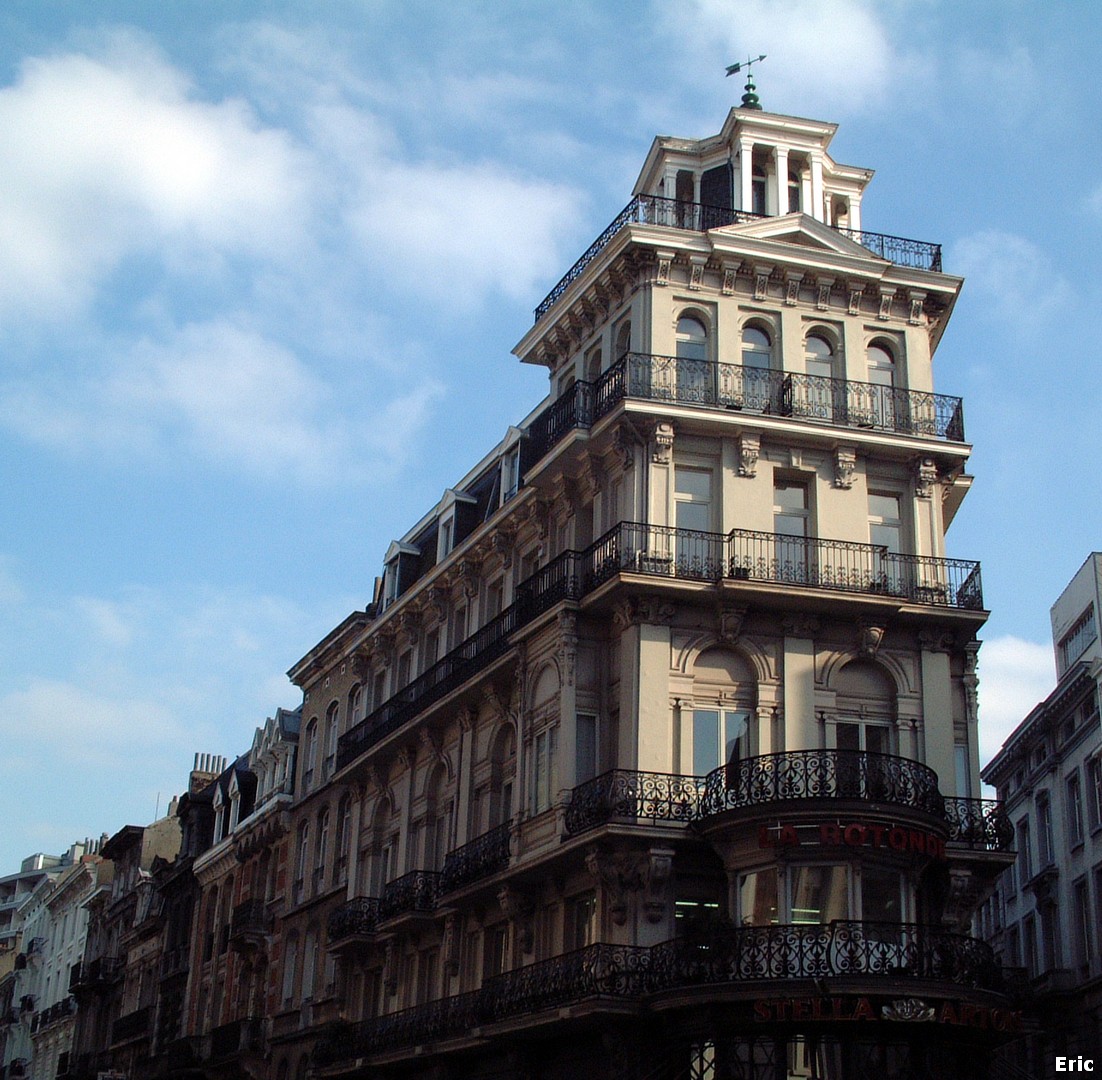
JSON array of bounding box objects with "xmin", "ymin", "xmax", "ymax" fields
[
  {"xmin": 315, "ymin": 925, "xmax": 1001, "ymax": 1065},
  {"xmin": 943, "ymin": 798, "xmax": 1014, "ymax": 852},
  {"xmin": 563, "ymin": 770, "xmax": 704, "ymax": 837},
  {"xmin": 700, "ymin": 750, "xmax": 944, "ymax": 820},
  {"xmin": 439, "ymin": 820, "xmax": 513, "ymax": 896}
]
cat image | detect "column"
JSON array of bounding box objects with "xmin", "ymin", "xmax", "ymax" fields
[
  {"xmin": 775, "ymin": 146, "xmax": 789, "ymax": 216},
  {"xmin": 919, "ymin": 642, "xmax": 955, "ymax": 786},
  {"xmin": 810, "ymin": 150, "xmax": 825, "ymax": 223},
  {"xmin": 738, "ymin": 136, "xmax": 754, "ymax": 212},
  {"xmin": 782, "ymin": 624, "xmax": 818, "ymax": 750},
  {"xmin": 346, "ymin": 790, "xmax": 364, "ymax": 899},
  {"xmin": 454, "ymin": 709, "xmax": 476, "ymax": 846}
]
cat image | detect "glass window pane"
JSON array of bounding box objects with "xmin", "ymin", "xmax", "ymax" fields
[
  {"xmin": 861, "ymin": 867, "xmax": 901, "ymax": 922},
  {"xmin": 738, "ymin": 869, "xmax": 779, "ymax": 926},
  {"xmin": 676, "ymin": 502, "xmax": 711, "ymax": 533},
  {"xmin": 724, "ymin": 710, "xmax": 750, "ymax": 764},
  {"xmin": 790, "ymin": 865, "xmax": 848, "ymax": 924},
  {"xmin": 693, "ymin": 710, "xmax": 720, "ymax": 776},
  {"xmin": 774, "ymin": 482, "xmax": 807, "ymax": 511},
  {"xmin": 675, "ymin": 467, "xmax": 712, "ymax": 499},
  {"xmin": 868, "ymin": 493, "xmax": 900, "ymax": 520}
]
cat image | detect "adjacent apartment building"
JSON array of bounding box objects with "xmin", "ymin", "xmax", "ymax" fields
[{"xmin": 981, "ymin": 553, "xmax": 1102, "ymax": 1074}]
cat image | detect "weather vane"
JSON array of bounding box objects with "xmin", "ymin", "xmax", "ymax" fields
[{"xmin": 726, "ymin": 53, "xmax": 766, "ymax": 110}]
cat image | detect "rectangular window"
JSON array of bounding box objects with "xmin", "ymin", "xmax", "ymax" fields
[
  {"xmin": 485, "ymin": 579, "xmax": 504, "ymax": 623},
  {"xmin": 452, "ymin": 604, "xmax": 468, "ymax": 649},
  {"xmin": 1088, "ymin": 758, "xmax": 1102, "ymax": 831},
  {"xmin": 954, "ymin": 743, "xmax": 971, "ymax": 798},
  {"xmin": 774, "ymin": 480, "xmax": 810, "ymax": 583},
  {"xmin": 692, "ymin": 709, "xmax": 751, "ymax": 777},
  {"xmin": 1058, "ymin": 605, "xmax": 1096, "ymax": 674},
  {"xmin": 1067, "ymin": 772, "xmax": 1085, "ymax": 846},
  {"xmin": 483, "ymin": 926, "xmax": 507, "ymax": 978},
  {"xmin": 1041, "ymin": 904, "xmax": 1060, "ymax": 972},
  {"xmin": 789, "ymin": 865, "xmax": 848, "ymax": 924},
  {"xmin": 1023, "ymin": 914, "xmax": 1037, "ymax": 975},
  {"xmin": 868, "ymin": 492, "xmax": 903, "ymax": 553},
  {"xmin": 532, "ymin": 727, "xmax": 558, "ymax": 813},
  {"xmin": 576, "ymin": 713, "xmax": 598, "ymax": 785},
  {"xmin": 372, "ymin": 670, "xmax": 386, "ymax": 711},
  {"xmin": 861, "ymin": 867, "xmax": 902, "ymax": 923},
  {"xmin": 1074, "ymin": 878, "xmax": 1092, "ymax": 975},
  {"xmin": 1038, "ymin": 795, "xmax": 1055, "ymax": 867},
  {"xmin": 1016, "ymin": 819, "xmax": 1032, "ymax": 886},
  {"xmin": 737, "ymin": 870, "xmax": 779, "ymax": 926},
  {"xmin": 417, "ymin": 948, "xmax": 439, "ymax": 1004},
  {"xmin": 674, "ymin": 465, "xmax": 713, "ymax": 534},
  {"xmin": 397, "ymin": 650, "xmax": 412, "ymax": 690},
  {"xmin": 570, "ymin": 892, "xmax": 597, "ymax": 951},
  {"xmin": 422, "ymin": 629, "xmax": 440, "ymax": 673}
]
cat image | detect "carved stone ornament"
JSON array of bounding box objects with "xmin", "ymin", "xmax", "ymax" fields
[
  {"xmin": 784, "ymin": 273, "xmax": 802, "ymax": 306},
  {"xmin": 881, "ymin": 999, "xmax": 935, "ymax": 1023},
  {"xmin": 459, "ymin": 557, "xmax": 482, "ymax": 599},
  {"xmin": 614, "ymin": 425, "xmax": 635, "ymax": 471},
  {"xmin": 833, "ymin": 445, "xmax": 857, "ymax": 489},
  {"xmin": 651, "ymin": 420, "xmax": 675, "ymax": 465},
  {"xmin": 722, "ymin": 267, "xmax": 738, "ymax": 295},
  {"xmin": 482, "ymin": 683, "xmax": 511, "ymax": 724},
  {"xmin": 737, "ymin": 432, "xmax": 760, "ymax": 478},
  {"xmin": 498, "ymin": 886, "xmax": 535, "ymax": 954},
  {"xmin": 586, "ymin": 849, "xmax": 643, "ymax": 926},
  {"xmin": 718, "ymin": 604, "xmax": 748, "ymax": 645},
  {"xmin": 656, "ymin": 255, "xmax": 672, "ymax": 287},
  {"xmin": 458, "ymin": 705, "xmax": 478, "ymax": 733},
  {"xmin": 642, "ymin": 847, "xmax": 675, "ymax": 924},
  {"xmin": 858, "ymin": 620, "xmax": 887, "ymax": 659},
  {"xmin": 428, "ymin": 584, "xmax": 451, "ymax": 624},
  {"xmin": 442, "ymin": 913, "xmax": 461, "ymax": 975},
  {"xmin": 612, "ymin": 597, "xmax": 677, "ymax": 630},
  {"xmin": 963, "ymin": 638, "xmax": 981, "ymax": 676},
  {"xmin": 688, "ymin": 257, "xmax": 706, "ymax": 291},
  {"xmin": 558, "ymin": 611, "xmax": 578, "ymax": 688},
  {"xmin": 351, "ymin": 645, "xmax": 374, "ymax": 679},
  {"xmin": 908, "ymin": 293, "xmax": 926, "ymax": 326},
  {"xmin": 583, "ymin": 454, "xmax": 606, "ymax": 500},
  {"xmin": 395, "ymin": 607, "xmax": 422, "ymax": 644},
  {"xmin": 383, "ymin": 939, "xmax": 399, "ymax": 994},
  {"xmin": 848, "ymin": 287, "xmax": 864, "ymax": 316},
  {"xmin": 913, "ymin": 457, "xmax": 938, "ymax": 499},
  {"xmin": 878, "ymin": 289, "xmax": 895, "ymax": 321},
  {"xmin": 817, "ymin": 281, "xmax": 832, "ymax": 311},
  {"xmin": 491, "ymin": 527, "xmax": 517, "ymax": 569},
  {"xmin": 374, "ymin": 627, "xmax": 397, "ymax": 663},
  {"xmin": 754, "ymin": 272, "xmax": 769, "ymax": 302}
]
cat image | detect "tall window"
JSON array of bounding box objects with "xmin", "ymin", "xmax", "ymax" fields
[
  {"xmin": 751, "ymin": 162, "xmax": 766, "ymax": 215},
  {"xmin": 314, "ymin": 808, "xmax": 330, "ymax": 895},
  {"xmin": 281, "ymin": 933, "xmax": 298, "ymax": 1005},
  {"xmin": 674, "ymin": 465, "xmax": 713, "ymax": 533},
  {"xmin": 1074, "ymin": 878, "xmax": 1092, "ymax": 975},
  {"xmin": 1067, "ymin": 772, "xmax": 1084, "ymax": 846},
  {"xmin": 303, "ymin": 719, "xmax": 319, "ymax": 791},
  {"xmin": 774, "ymin": 479, "xmax": 809, "ymax": 582},
  {"xmin": 867, "ymin": 343, "xmax": 895, "ymax": 387},
  {"xmin": 1088, "ymin": 757, "xmax": 1102, "ymax": 830},
  {"xmin": 335, "ymin": 796, "xmax": 352, "ymax": 887},
  {"xmin": 804, "ymin": 334, "xmax": 833, "ymax": 379},
  {"xmin": 532, "ymin": 727, "xmax": 558, "ymax": 814},
  {"xmin": 692, "ymin": 709, "xmax": 750, "ymax": 777},
  {"xmin": 570, "ymin": 892, "xmax": 597, "ymax": 950},
  {"xmin": 868, "ymin": 492, "xmax": 903, "ymax": 553},
  {"xmin": 483, "ymin": 926, "xmax": 508, "ymax": 978},
  {"xmin": 294, "ymin": 821, "xmax": 310, "ymax": 904},
  {"xmin": 348, "ymin": 684, "xmax": 363, "ymax": 727},
  {"xmin": 790, "ymin": 865, "xmax": 848, "ymax": 924},
  {"xmin": 788, "ymin": 168, "xmax": 802, "ymax": 212},
  {"xmin": 1037, "ymin": 795, "xmax": 1055, "ymax": 867},
  {"xmin": 675, "ymin": 315, "xmax": 709, "ymax": 403},
  {"xmin": 1058, "ymin": 606, "xmax": 1097, "ymax": 674},
  {"xmin": 576, "ymin": 713, "xmax": 598, "ymax": 785},
  {"xmin": 1016, "ymin": 819, "xmax": 1032, "ymax": 887},
  {"xmin": 301, "ymin": 927, "xmax": 318, "ymax": 1001},
  {"xmin": 738, "ymin": 868, "xmax": 779, "ymax": 926},
  {"xmin": 675, "ymin": 315, "xmax": 707, "ymax": 361},
  {"xmin": 324, "ymin": 702, "xmax": 339, "ymax": 780},
  {"xmin": 741, "ymin": 325, "xmax": 772, "ymax": 369}
]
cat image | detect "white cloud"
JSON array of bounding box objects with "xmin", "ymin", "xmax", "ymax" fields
[
  {"xmin": 950, "ymin": 229, "xmax": 1071, "ymax": 336},
  {"xmin": 0, "ymin": 32, "xmax": 311, "ymax": 322},
  {"xmin": 661, "ymin": 0, "xmax": 913, "ymax": 116},
  {"xmin": 976, "ymin": 635, "xmax": 1054, "ymax": 769}
]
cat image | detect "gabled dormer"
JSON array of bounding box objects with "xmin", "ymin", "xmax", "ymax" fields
[{"xmin": 633, "ymin": 107, "xmax": 872, "ymax": 230}]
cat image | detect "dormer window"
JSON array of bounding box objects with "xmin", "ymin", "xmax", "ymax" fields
[
  {"xmin": 500, "ymin": 427, "xmax": 524, "ymax": 506},
  {"xmin": 212, "ymin": 787, "xmax": 226, "ymax": 843},
  {"xmin": 435, "ymin": 490, "xmax": 478, "ymax": 562},
  {"xmin": 383, "ymin": 541, "xmax": 422, "ymax": 608},
  {"xmin": 228, "ymin": 774, "xmax": 241, "ymax": 832}
]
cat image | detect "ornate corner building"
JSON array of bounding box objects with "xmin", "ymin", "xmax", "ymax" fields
[{"xmin": 43, "ymin": 98, "xmax": 1023, "ymax": 1080}]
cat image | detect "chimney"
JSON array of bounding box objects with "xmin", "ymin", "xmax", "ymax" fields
[{"xmin": 189, "ymin": 752, "xmax": 225, "ymax": 794}]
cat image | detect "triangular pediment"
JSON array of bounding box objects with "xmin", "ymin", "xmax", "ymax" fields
[{"xmin": 710, "ymin": 212, "xmax": 885, "ymax": 262}]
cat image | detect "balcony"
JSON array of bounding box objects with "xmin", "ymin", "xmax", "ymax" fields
[
  {"xmin": 229, "ymin": 899, "xmax": 269, "ymax": 949},
  {"xmin": 316, "ymin": 924, "xmax": 1000, "ymax": 1064},
  {"xmin": 159, "ymin": 944, "xmax": 190, "ymax": 979},
  {"xmin": 563, "ymin": 770, "xmax": 703, "ymax": 837},
  {"xmin": 523, "ymin": 352, "xmax": 965, "ymax": 471},
  {"xmin": 327, "ymin": 897, "xmax": 381, "ymax": 948},
  {"xmin": 30, "ymin": 997, "xmax": 76, "ymax": 1033},
  {"xmin": 337, "ymin": 523, "xmax": 982, "ymax": 776},
  {"xmin": 439, "ymin": 820, "xmax": 513, "ymax": 896},
  {"xmin": 943, "ymin": 798, "xmax": 1014, "ymax": 852},
  {"xmin": 533, "ymin": 195, "xmax": 941, "ymax": 322},
  {"xmin": 700, "ymin": 749, "xmax": 944, "ymax": 820},
  {"xmin": 378, "ymin": 871, "xmax": 441, "ymax": 923},
  {"xmin": 208, "ymin": 1016, "xmax": 265, "ymax": 1061},
  {"xmin": 111, "ymin": 1006, "xmax": 151, "ymax": 1045}
]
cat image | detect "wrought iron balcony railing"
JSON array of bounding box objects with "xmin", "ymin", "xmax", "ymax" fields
[
  {"xmin": 439, "ymin": 820, "xmax": 513, "ymax": 895},
  {"xmin": 532, "ymin": 195, "xmax": 942, "ymax": 322},
  {"xmin": 328, "ymin": 897, "xmax": 381, "ymax": 943},
  {"xmin": 943, "ymin": 798, "xmax": 1014, "ymax": 852},
  {"xmin": 563, "ymin": 770, "xmax": 704, "ymax": 837},
  {"xmin": 315, "ymin": 924, "xmax": 1000, "ymax": 1064},
  {"xmin": 30, "ymin": 998, "xmax": 76, "ymax": 1033},
  {"xmin": 700, "ymin": 749, "xmax": 945, "ymax": 819},
  {"xmin": 208, "ymin": 1017, "xmax": 265, "ymax": 1060},
  {"xmin": 378, "ymin": 871, "xmax": 441, "ymax": 921},
  {"xmin": 111, "ymin": 1006, "xmax": 151, "ymax": 1045},
  {"xmin": 159, "ymin": 945, "xmax": 190, "ymax": 979},
  {"xmin": 338, "ymin": 522, "xmax": 982, "ymax": 775},
  {"xmin": 523, "ymin": 354, "xmax": 965, "ymax": 478}
]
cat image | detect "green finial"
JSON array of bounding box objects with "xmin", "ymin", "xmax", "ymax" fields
[{"xmin": 725, "ymin": 54, "xmax": 766, "ymax": 110}]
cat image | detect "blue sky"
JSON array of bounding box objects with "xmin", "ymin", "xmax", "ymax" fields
[{"xmin": 1, "ymin": 0, "xmax": 1099, "ymax": 872}]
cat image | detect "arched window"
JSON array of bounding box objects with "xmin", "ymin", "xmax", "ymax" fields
[
  {"xmin": 324, "ymin": 702, "xmax": 339, "ymax": 780},
  {"xmin": 690, "ymin": 648, "xmax": 756, "ymax": 777},
  {"xmin": 281, "ymin": 933, "xmax": 299, "ymax": 1006},
  {"xmin": 835, "ymin": 661, "xmax": 896, "ymax": 755},
  {"xmin": 490, "ymin": 725, "xmax": 517, "ymax": 830},
  {"xmin": 867, "ymin": 342, "xmax": 895, "ymax": 387},
  {"xmin": 294, "ymin": 821, "xmax": 310, "ymax": 905},
  {"xmin": 303, "ymin": 718, "xmax": 319, "ymax": 791},
  {"xmin": 615, "ymin": 320, "xmax": 631, "ymax": 360},
  {"xmin": 335, "ymin": 795, "xmax": 352, "ymax": 887},
  {"xmin": 371, "ymin": 800, "xmax": 398, "ymax": 895},
  {"xmin": 348, "ymin": 684, "xmax": 363, "ymax": 727},
  {"xmin": 741, "ymin": 325, "xmax": 772, "ymax": 369},
  {"xmin": 675, "ymin": 316, "xmax": 708, "ymax": 362},
  {"xmin": 804, "ymin": 334, "xmax": 834, "ymax": 379},
  {"xmin": 314, "ymin": 808, "xmax": 330, "ymax": 895},
  {"xmin": 425, "ymin": 766, "xmax": 452, "ymax": 871}
]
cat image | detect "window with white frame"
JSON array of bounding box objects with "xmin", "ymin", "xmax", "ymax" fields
[
  {"xmin": 1037, "ymin": 794, "xmax": 1055, "ymax": 867},
  {"xmin": 324, "ymin": 702, "xmax": 338, "ymax": 779},
  {"xmin": 1058, "ymin": 606, "xmax": 1097, "ymax": 675},
  {"xmin": 1088, "ymin": 757, "xmax": 1102, "ymax": 831},
  {"xmin": 1067, "ymin": 771, "xmax": 1085, "ymax": 846}
]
